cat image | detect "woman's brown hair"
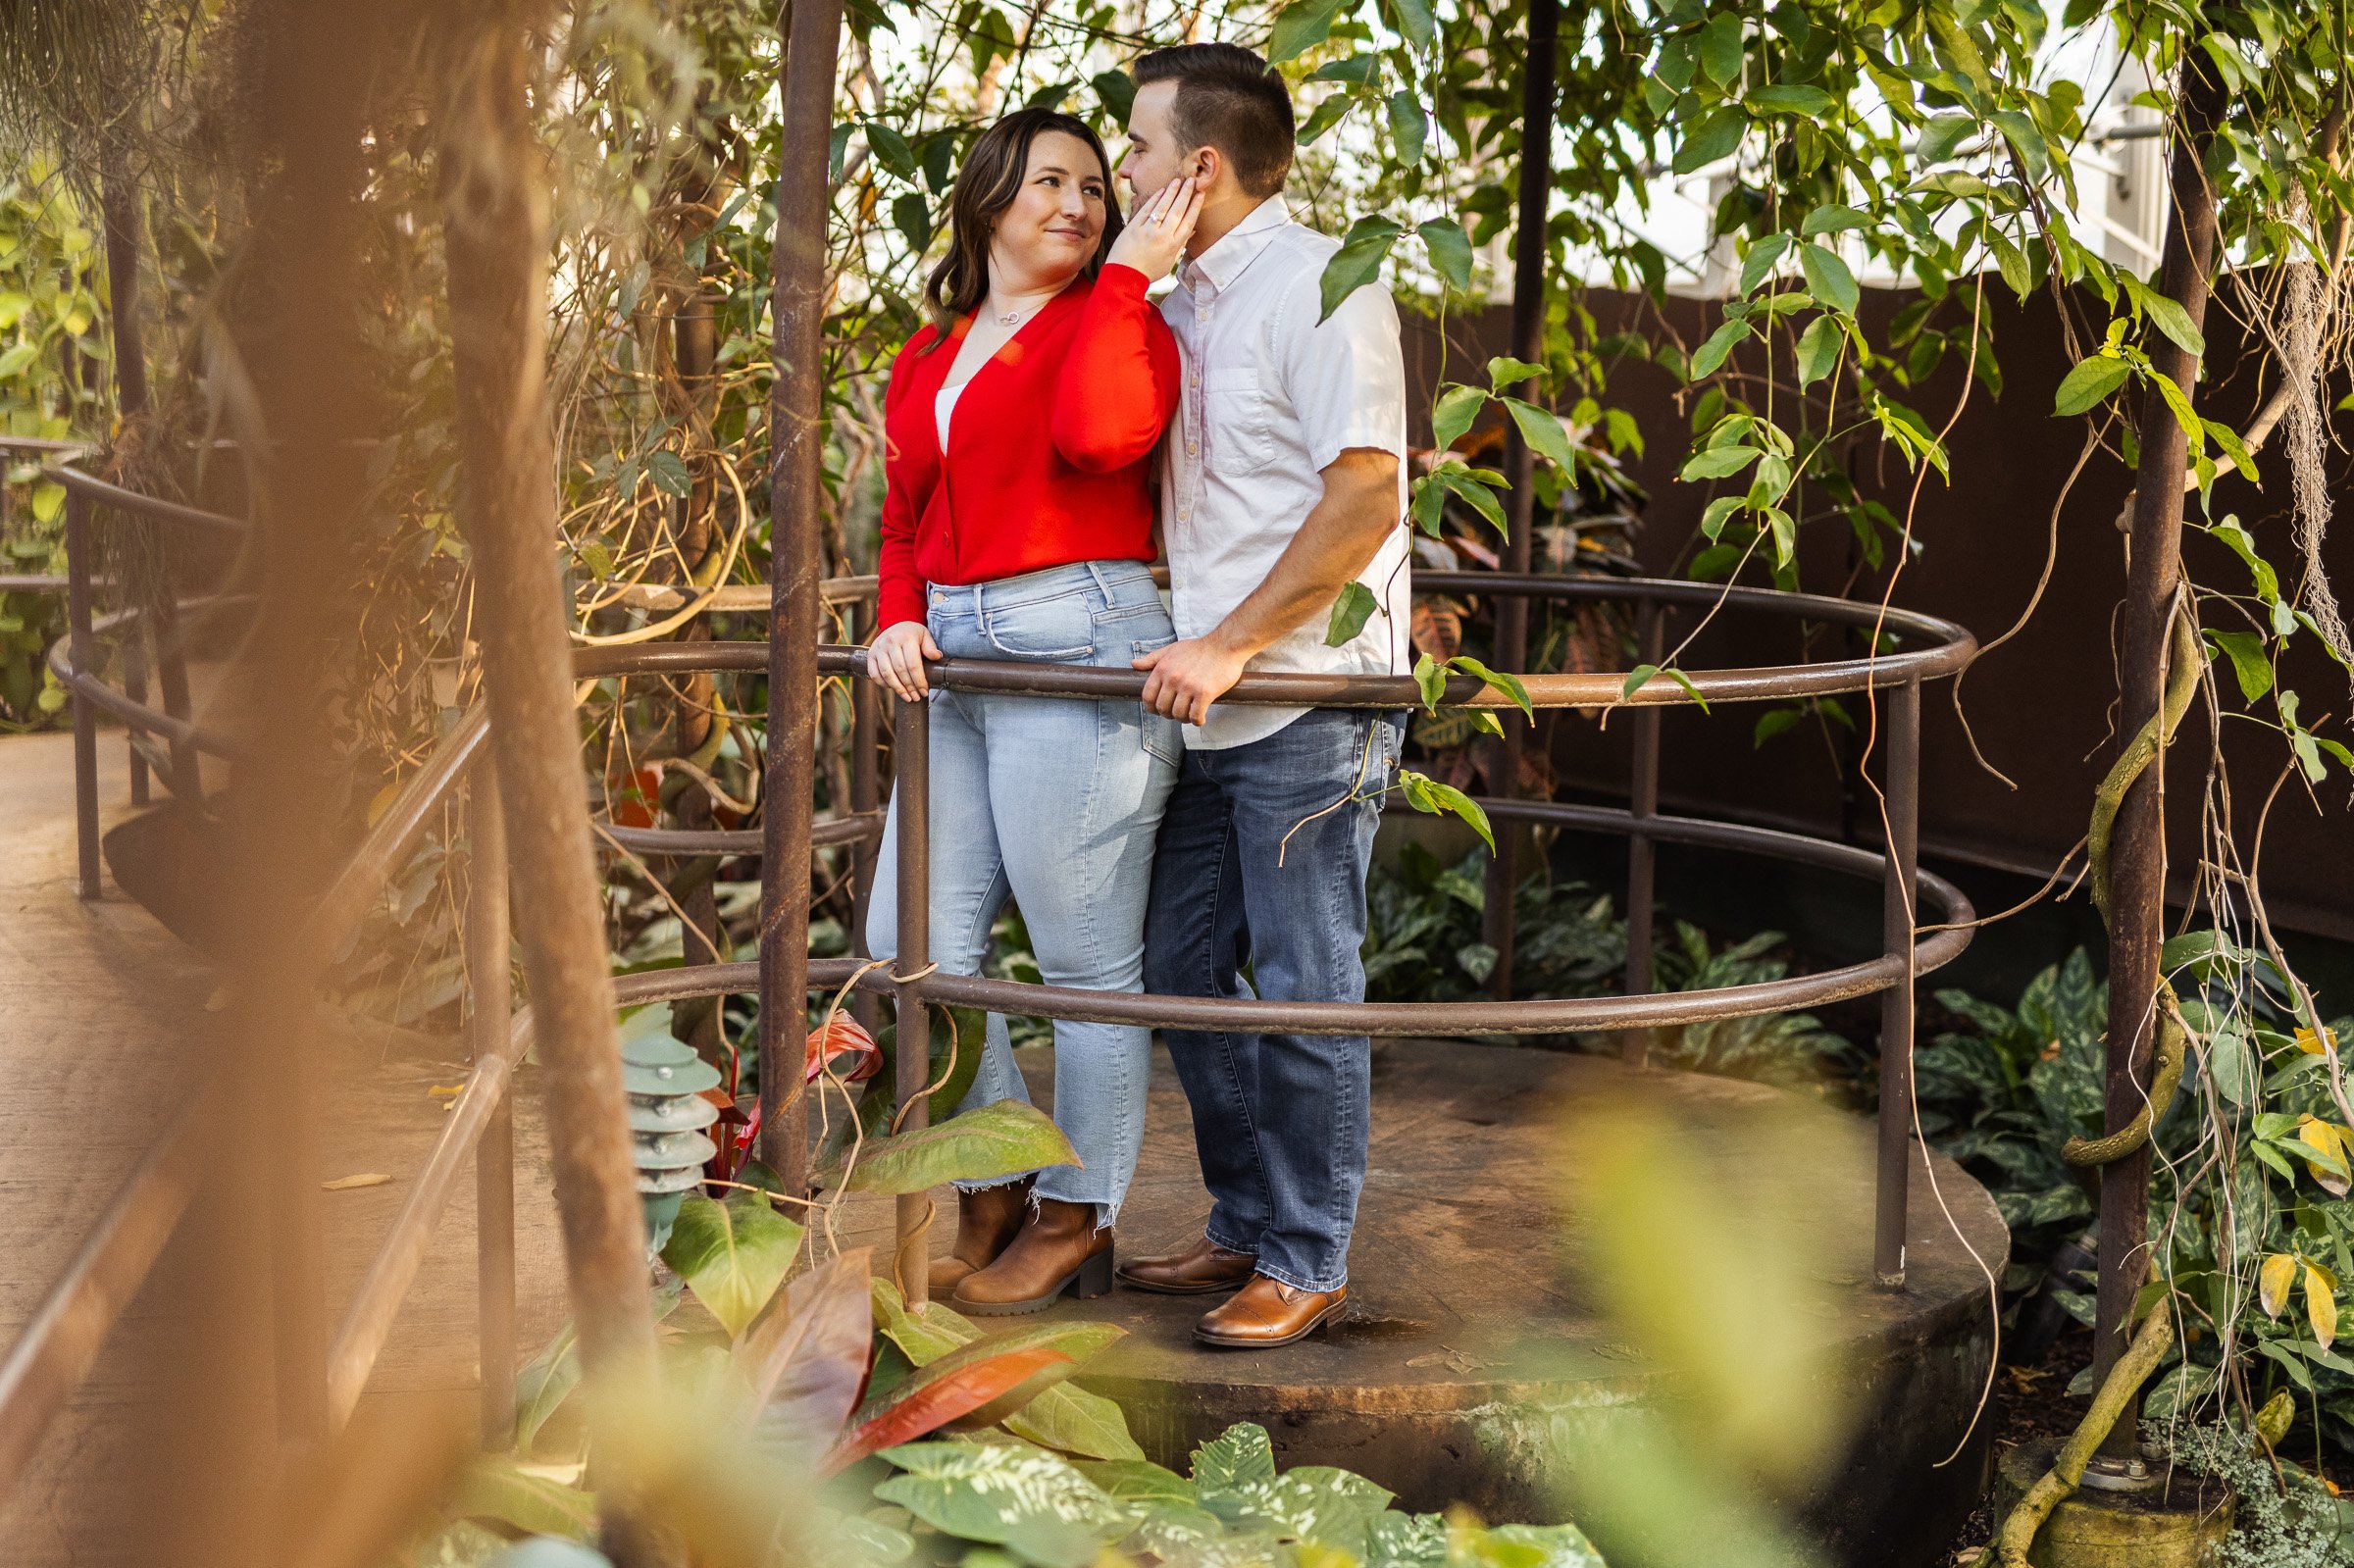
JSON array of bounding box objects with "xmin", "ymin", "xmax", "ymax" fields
[{"xmin": 922, "ymin": 107, "xmax": 1124, "ymax": 336}]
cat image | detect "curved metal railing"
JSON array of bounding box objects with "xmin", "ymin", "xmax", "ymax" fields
[{"xmin": 0, "ymin": 450, "xmax": 1975, "ymax": 1502}]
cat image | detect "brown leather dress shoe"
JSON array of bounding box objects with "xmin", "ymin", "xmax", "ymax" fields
[
  {"xmin": 1116, "ymin": 1235, "xmax": 1257, "ymax": 1295},
  {"xmin": 927, "ymin": 1177, "xmax": 1033, "ymax": 1295},
  {"xmin": 1193, "ymin": 1275, "xmax": 1348, "ymax": 1348},
  {"xmin": 952, "ymin": 1197, "xmax": 1114, "ymax": 1316}
]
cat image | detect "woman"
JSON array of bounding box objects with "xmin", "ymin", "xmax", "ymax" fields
[{"xmin": 863, "ymin": 107, "xmax": 1201, "ymax": 1315}]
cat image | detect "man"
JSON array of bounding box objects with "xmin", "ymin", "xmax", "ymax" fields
[{"xmin": 1113, "ymin": 41, "xmax": 1410, "ymax": 1347}]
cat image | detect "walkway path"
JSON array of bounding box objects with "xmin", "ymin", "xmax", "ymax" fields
[{"xmin": 0, "ymin": 731, "xmax": 570, "ymax": 1565}]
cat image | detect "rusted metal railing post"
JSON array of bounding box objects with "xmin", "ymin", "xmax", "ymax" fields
[
  {"xmin": 64, "ymin": 491, "xmax": 100, "ymax": 899},
  {"xmin": 893, "ymin": 692, "xmax": 932, "ymax": 1305},
  {"xmin": 1872, "ymin": 678, "xmax": 1922, "ymax": 1290},
  {"xmin": 758, "ymin": 0, "xmax": 844, "ymax": 1195},
  {"xmin": 849, "ymin": 603, "xmax": 884, "ymax": 1043},
  {"xmin": 123, "ymin": 620, "xmax": 149, "ymax": 807},
  {"xmin": 470, "ymin": 776, "xmax": 517, "ymax": 1448},
  {"xmin": 1620, "ymin": 600, "xmax": 1663, "ymax": 1066}
]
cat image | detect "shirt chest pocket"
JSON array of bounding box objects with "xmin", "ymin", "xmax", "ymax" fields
[{"xmin": 1202, "ymin": 368, "xmax": 1274, "ymax": 479}]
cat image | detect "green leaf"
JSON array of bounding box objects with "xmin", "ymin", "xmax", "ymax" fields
[
  {"xmin": 1312, "ymin": 54, "xmax": 1375, "ymax": 83},
  {"xmin": 1417, "ymin": 218, "xmax": 1473, "ymax": 293},
  {"xmin": 1916, "ymin": 115, "xmax": 1975, "ymax": 165},
  {"xmin": 1430, "ymin": 383, "xmax": 1486, "ymax": 451},
  {"xmin": 876, "ymin": 1442, "xmax": 1139, "ymax": 1545},
  {"xmin": 2141, "ymin": 292, "xmax": 2206, "ymax": 357},
  {"xmin": 1799, "ymin": 243, "xmax": 1859, "ymax": 317},
  {"xmin": 512, "ymin": 1321, "xmax": 582, "ymax": 1457},
  {"xmin": 2052, "ymin": 354, "xmax": 2131, "ymax": 417},
  {"xmin": 892, "ymin": 191, "xmax": 932, "ymax": 256},
  {"xmin": 1397, "ymin": 770, "xmax": 1493, "ymax": 852},
  {"xmin": 865, "ymin": 122, "xmax": 918, "ymax": 179},
  {"xmin": 1297, "ymin": 92, "xmax": 1354, "ymax": 146},
  {"xmin": 1077, "ymin": 1459, "xmax": 1197, "ymax": 1503},
  {"xmin": 660, "ymin": 1190, "xmax": 804, "ymax": 1339},
  {"xmin": 1801, "ymin": 205, "xmax": 1868, "ymax": 236},
  {"xmin": 1387, "ymin": 91, "xmax": 1427, "ymax": 164},
  {"xmin": 1499, "ymin": 397, "xmax": 1578, "ymax": 475},
  {"xmin": 1385, "ymin": 0, "xmax": 1434, "ymax": 49},
  {"xmin": 1754, "ymin": 707, "xmax": 1803, "ymax": 746},
  {"xmin": 1487, "ymin": 355, "xmax": 1545, "ymax": 391},
  {"xmin": 1412, "ymin": 652, "xmax": 1447, "ymax": 712},
  {"xmin": 1747, "ymin": 84, "xmax": 1834, "ymax": 117},
  {"xmin": 1207, "ymin": 1466, "xmax": 1398, "ymax": 1556},
  {"xmin": 1319, "ymin": 215, "xmax": 1404, "ymax": 322},
  {"xmin": 453, "ymin": 1459, "xmax": 598, "ymax": 1542},
  {"xmin": 1737, "ymin": 232, "xmax": 1792, "ymax": 296},
  {"xmin": 1326, "ymin": 581, "xmax": 1381, "ymax": 646},
  {"xmin": 1447, "ymin": 655, "xmax": 1532, "ymax": 720},
  {"xmin": 2207, "ymin": 631, "xmax": 2272, "ymax": 701},
  {"xmin": 821, "ymin": 1099, "xmax": 1077, "ymax": 1195},
  {"xmin": 1672, "ymin": 109, "xmax": 1745, "ymax": 177},
  {"xmin": 2212, "ymin": 521, "xmax": 2280, "ymax": 602},
  {"xmin": 1795, "ymin": 315, "xmax": 1843, "ymax": 387},
  {"xmin": 1623, "ymin": 664, "xmax": 1711, "ymax": 714},
  {"xmin": 1989, "ymin": 108, "xmax": 2050, "ymax": 183},
  {"xmin": 1681, "ymin": 445, "xmax": 1760, "ymax": 481},
  {"xmin": 1688, "ymin": 319, "xmax": 1751, "ymax": 379},
  {"xmin": 1092, "ymin": 71, "xmax": 1136, "ymax": 126},
  {"xmin": 1436, "ymin": 468, "xmax": 1508, "ymax": 534},
  {"xmin": 1266, "ymin": 0, "xmax": 1349, "ymax": 65},
  {"xmin": 1190, "ymin": 1423, "xmax": 1273, "ymax": 1489},
  {"xmin": 1697, "ymin": 13, "xmax": 1745, "ymax": 85}
]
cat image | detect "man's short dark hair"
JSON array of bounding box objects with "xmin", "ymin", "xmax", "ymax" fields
[{"xmin": 1132, "ymin": 42, "xmax": 1295, "ymax": 198}]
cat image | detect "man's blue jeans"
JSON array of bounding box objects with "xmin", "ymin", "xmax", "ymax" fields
[
  {"xmin": 1143, "ymin": 707, "xmax": 1406, "ymax": 1293},
  {"xmin": 867, "ymin": 560, "xmax": 1180, "ymax": 1226}
]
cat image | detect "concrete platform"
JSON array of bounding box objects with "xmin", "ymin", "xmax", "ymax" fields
[{"xmin": 930, "ymin": 1037, "xmax": 2007, "ymax": 1568}]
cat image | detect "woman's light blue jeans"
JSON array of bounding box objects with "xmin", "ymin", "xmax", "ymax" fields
[{"xmin": 865, "ymin": 560, "xmax": 1180, "ymax": 1227}]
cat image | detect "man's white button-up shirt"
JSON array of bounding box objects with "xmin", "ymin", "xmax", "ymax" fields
[{"xmin": 1159, "ymin": 196, "xmax": 1410, "ymax": 751}]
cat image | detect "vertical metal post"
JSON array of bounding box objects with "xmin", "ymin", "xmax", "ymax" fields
[
  {"xmin": 1620, "ymin": 600, "xmax": 1663, "ymax": 1067},
  {"xmin": 758, "ymin": 0, "xmax": 845, "ymax": 1194},
  {"xmin": 124, "ymin": 616, "xmax": 150, "ymax": 807},
  {"xmin": 1481, "ymin": 0, "xmax": 1561, "ymax": 998},
  {"xmin": 849, "ymin": 603, "xmax": 884, "ymax": 1043},
  {"xmin": 892, "ymin": 695, "xmax": 932, "ymax": 1304},
  {"xmin": 151, "ymin": 589, "xmax": 199, "ymax": 801},
  {"xmin": 1872, "ymin": 679, "xmax": 1921, "ymax": 1290},
  {"xmin": 65, "ymin": 492, "xmax": 101, "ymax": 900},
  {"xmin": 469, "ymin": 775, "xmax": 517, "ymax": 1448}
]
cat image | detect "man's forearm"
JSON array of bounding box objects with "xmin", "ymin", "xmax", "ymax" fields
[{"xmin": 1208, "ymin": 468, "xmax": 1398, "ymax": 658}]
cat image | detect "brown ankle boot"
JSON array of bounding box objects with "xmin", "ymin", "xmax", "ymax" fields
[
  {"xmin": 927, "ymin": 1178, "xmax": 1033, "ymax": 1295},
  {"xmin": 951, "ymin": 1197, "xmax": 1113, "ymax": 1316}
]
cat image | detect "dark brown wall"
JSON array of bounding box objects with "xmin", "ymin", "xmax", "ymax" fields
[{"xmin": 1404, "ymin": 281, "xmax": 2354, "ymax": 939}]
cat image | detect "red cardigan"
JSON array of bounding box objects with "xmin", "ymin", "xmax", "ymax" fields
[{"xmin": 876, "ymin": 264, "xmax": 1179, "ymax": 631}]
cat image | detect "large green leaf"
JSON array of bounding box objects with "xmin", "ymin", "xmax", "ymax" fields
[
  {"xmin": 1190, "ymin": 1422, "xmax": 1278, "ymax": 1490},
  {"xmin": 1077, "ymin": 1459, "xmax": 1198, "ymax": 1503},
  {"xmin": 1320, "ymin": 215, "xmax": 1404, "ymax": 322},
  {"xmin": 1265, "ymin": 0, "xmax": 1349, "ymax": 66},
  {"xmin": 2052, "ymin": 354, "xmax": 2130, "ymax": 417},
  {"xmin": 454, "ymin": 1460, "xmax": 598, "ymax": 1542},
  {"xmin": 1671, "ymin": 108, "xmax": 1744, "ymax": 176},
  {"xmin": 1206, "ymin": 1466, "xmax": 1397, "ymax": 1556},
  {"xmin": 1798, "ymin": 243, "xmax": 1859, "ymax": 317},
  {"xmin": 1417, "ymin": 218, "xmax": 1473, "ymax": 293},
  {"xmin": 512, "ymin": 1320, "xmax": 581, "ymax": 1457},
  {"xmin": 1429, "ymin": 384, "xmax": 1487, "ymax": 453},
  {"xmin": 822, "ymin": 1098, "xmax": 1076, "ymax": 1194},
  {"xmin": 1326, "ymin": 581, "xmax": 1380, "ymax": 647},
  {"xmin": 875, "ymin": 1442, "xmax": 1140, "ymax": 1544},
  {"xmin": 660, "ymin": 1190, "xmax": 804, "ymax": 1339}
]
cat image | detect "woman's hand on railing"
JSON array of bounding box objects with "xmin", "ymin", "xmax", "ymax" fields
[
  {"xmin": 868, "ymin": 619, "xmax": 941, "ymax": 700},
  {"xmin": 1105, "ymin": 177, "xmax": 1203, "ymax": 281}
]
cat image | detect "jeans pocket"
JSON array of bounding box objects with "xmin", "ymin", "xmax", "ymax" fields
[
  {"xmin": 1131, "ymin": 632, "xmax": 1183, "ymax": 768},
  {"xmin": 982, "ymin": 593, "xmax": 1096, "ymax": 659}
]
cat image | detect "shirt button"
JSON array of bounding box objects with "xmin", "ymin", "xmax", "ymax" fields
[{"xmin": 1186, "ymin": 442, "xmax": 1198, "ymax": 455}]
